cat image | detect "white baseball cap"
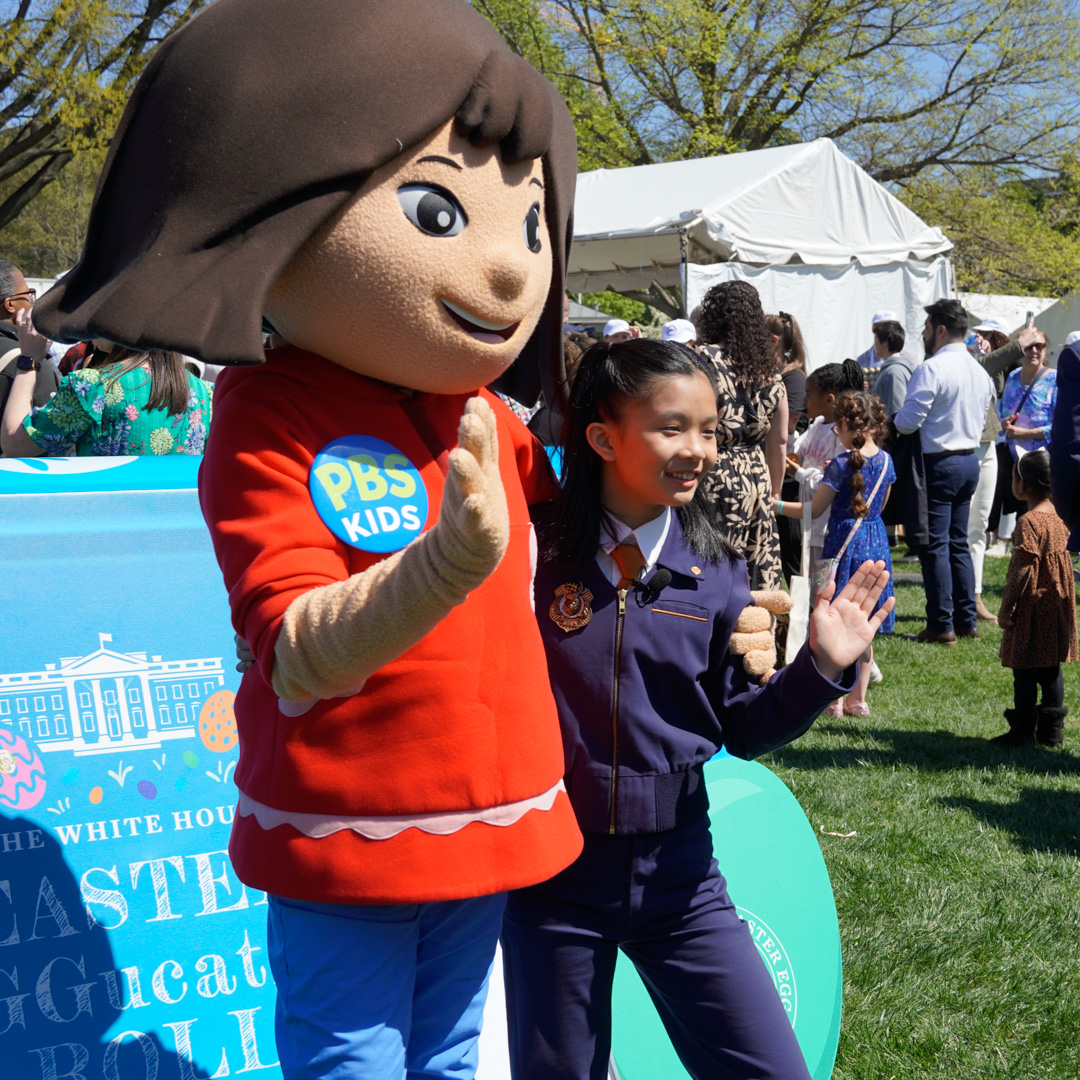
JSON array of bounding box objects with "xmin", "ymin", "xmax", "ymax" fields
[
  {"xmin": 602, "ymin": 318, "xmax": 630, "ymax": 338},
  {"xmin": 972, "ymin": 317, "xmax": 1011, "ymax": 336},
  {"xmin": 661, "ymin": 319, "xmax": 697, "ymax": 343},
  {"xmin": 870, "ymin": 310, "xmax": 900, "ymax": 326},
  {"xmin": 1064, "ymin": 330, "xmax": 1080, "ymax": 347}
]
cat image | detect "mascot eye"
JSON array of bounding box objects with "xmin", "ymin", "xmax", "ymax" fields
[
  {"xmin": 523, "ymin": 203, "xmax": 542, "ymax": 253},
  {"xmin": 398, "ymin": 184, "xmax": 467, "ymax": 237}
]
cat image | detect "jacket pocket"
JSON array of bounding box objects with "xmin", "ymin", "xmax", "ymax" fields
[{"xmin": 649, "ymin": 600, "xmax": 709, "ymax": 622}]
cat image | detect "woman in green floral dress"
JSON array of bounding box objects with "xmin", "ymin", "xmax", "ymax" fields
[{"xmin": 6, "ymin": 347, "xmax": 211, "ymax": 457}]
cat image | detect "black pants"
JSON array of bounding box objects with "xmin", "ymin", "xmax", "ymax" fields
[
  {"xmin": 502, "ymin": 817, "xmax": 811, "ymax": 1080},
  {"xmin": 778, "ymin": 475, "xmax": 802, "ymax": 585},
  {"xmin": 1013, "ymin": 665, "xmax": 1064, "ymax": 709}
]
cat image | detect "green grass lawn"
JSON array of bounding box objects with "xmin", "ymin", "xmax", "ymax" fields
[{"xmin": 763, "ymin": 551, "xmax": 1080, "ymax": 1079}]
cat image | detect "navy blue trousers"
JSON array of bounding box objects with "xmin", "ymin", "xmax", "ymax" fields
[
  {"xmin": 501, "ymin": 817, "xmax": 810, "ymax": 1080},
  {"xmin": 920, "ymin": 450, "xmax": 981, "ymax": 632}
]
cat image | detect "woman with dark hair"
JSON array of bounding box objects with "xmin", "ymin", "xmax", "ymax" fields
[
  {"xmin": 1, "ymin": 311, "xmax": 210, "ymax": 456},
  {"xmin": 765, "ymin": 310, "xmax": 806, "ymax": 373},
  {"xmin": 697, "ymin": 280, "xmax": 788, "ymax": 588}
]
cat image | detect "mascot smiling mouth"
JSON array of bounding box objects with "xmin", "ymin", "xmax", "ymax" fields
[{"xmin": 441, "ymin": 298, "xmax": 519, "ymax": 344}]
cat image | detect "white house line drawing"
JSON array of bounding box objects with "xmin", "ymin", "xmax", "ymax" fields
[{"xmin": 0, "ymin": 633, "xmax": 228, "ymax": 756}]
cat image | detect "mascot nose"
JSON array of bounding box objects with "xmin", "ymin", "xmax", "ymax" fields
[{"xmin": 486, "ymin": 250, "xmax": 531, "ymax": 302}]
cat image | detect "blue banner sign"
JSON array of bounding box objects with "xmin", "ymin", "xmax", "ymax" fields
[{"xmin": 0, "ymin": 457, "xmax": 279, "ymax": 1080}]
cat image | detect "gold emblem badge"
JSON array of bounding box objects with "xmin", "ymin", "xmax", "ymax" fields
[{"xmin": 549, "ymin": 582, "xmax": 594, "ymax": 633}]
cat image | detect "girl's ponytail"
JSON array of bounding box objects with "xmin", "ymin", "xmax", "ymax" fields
[
  {"xmin": 848, "ymin": 428, "xmax": 867, "ymax": 518},
  {"xmin": 840, "ymin": 358, "xmax": 864, "ymax": 392},
  {"xmin": 835, "ymin": 390, "xmax": 887, "ymax": 519}
]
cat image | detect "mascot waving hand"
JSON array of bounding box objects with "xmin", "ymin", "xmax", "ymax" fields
[{"xmin": 36, "ymin": 1, "xmax": 583, "ymax": 1076}]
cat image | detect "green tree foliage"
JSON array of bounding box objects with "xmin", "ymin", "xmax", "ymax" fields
[
  {"xmin": 0, "ymin": 0, "xmax": 207, "ymax": 232},
  {"xmin": 578, "ymin": 289, "xmax": 647, "ymax": 322},
  {"xmin": 475, "ymin": 0, "xmax": 1080, "ymax": 183},
  {"xmin": 1, "ymin": 145, "xmax": 103, "ymax": 275},
  {"xmin": 903, "ymin": 164, "xmax": 1080, "ymax": 298}
]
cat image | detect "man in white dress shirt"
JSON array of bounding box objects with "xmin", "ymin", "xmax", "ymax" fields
[{"xmin": 895, "ymin": 299, "xmax": 994, "ymax": 644}]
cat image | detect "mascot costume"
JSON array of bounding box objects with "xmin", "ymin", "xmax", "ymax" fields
[{"xmin": 35, "ymin": 0, "xmax": 583, "ymax": 1075}]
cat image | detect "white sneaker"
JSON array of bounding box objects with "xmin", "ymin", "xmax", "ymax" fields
[
  {"xmin": 869, "ymin": 660, "xmax": 883, "ymax": 684},
  {"xmin": 985, "ymin": 541, "xmax": 1010, "ymax": 558}
]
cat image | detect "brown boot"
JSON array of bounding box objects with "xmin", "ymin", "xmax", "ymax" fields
[{"xmin": 975, "ymin": 596, "xmax": 998, "ymax": 624}]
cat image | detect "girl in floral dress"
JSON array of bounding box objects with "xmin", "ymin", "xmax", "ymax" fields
[{"xmin": 5, "ymin": 344, "xmax": 211, "ymax": 457}]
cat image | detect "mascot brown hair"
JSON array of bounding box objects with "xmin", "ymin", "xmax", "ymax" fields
[{"xmin": 36, "ymin": 1, "xmax": 582, "ymax": 1075}]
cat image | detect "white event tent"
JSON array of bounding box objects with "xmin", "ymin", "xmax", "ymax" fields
[{"xmin": 568, "ymin": 139, "xmax": 953, "ymax": 370}]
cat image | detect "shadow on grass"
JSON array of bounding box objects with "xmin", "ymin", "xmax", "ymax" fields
[
  {"xmin": 939, "ymin": 789, "xmax": 1080, "ymax": 857},
  {"xmin": 771, "ymin": 723, "xmax": 1080, "ymax": 777}
]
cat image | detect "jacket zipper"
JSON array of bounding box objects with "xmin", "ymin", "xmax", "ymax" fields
[{"xmin": 609, "ymin": 587, "xmax": 627, "ymax": 834}]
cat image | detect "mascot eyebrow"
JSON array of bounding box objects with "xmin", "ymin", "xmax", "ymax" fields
[{"xmin": 418, "ymin": 155, "xmax": 463, "ymax": 170}]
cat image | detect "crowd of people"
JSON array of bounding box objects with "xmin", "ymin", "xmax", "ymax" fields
[
  {"xmin": 3, "ymin": 249, "xmax": 1078, "ymax": 1075},
  {"xmin": 4, "ymin": 254, "xmax": 1078, "ymax": 745}
]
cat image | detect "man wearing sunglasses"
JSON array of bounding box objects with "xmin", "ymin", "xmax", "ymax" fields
[{"xmin": 0, "ymin": 259, "xmax": 59, "ymax": 441}]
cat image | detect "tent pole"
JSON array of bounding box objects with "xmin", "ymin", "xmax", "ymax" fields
[{"xmin": 679, "ymin": 229, "xmax": 688, "ymax": 316}]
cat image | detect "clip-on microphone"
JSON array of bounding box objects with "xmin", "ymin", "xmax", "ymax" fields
[{"xmin": 639, "ymin": 567, "xmax": 673, "ymax": 604}]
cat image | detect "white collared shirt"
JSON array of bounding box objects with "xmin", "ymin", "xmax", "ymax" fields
[
  {"xmin": 596, "ymin": 507, "xmax": 671, "ymax": 588},
  {"xmin": 894, "ymin": 341, "xmax": 993, "ymax": 453}
]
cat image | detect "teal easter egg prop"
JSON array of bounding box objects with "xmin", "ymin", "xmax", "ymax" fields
[{"xmin": 610, "ymin": 753, "xmax": 842, "ymax": 1080}]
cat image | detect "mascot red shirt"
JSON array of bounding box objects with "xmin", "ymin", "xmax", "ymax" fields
[{"xmin": 202, "ymin": 347, "xmax": 579, "ymax": 904}]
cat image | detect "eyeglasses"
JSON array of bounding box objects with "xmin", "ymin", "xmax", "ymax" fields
[
  {"xmin": 6, "ymin": 289, "xmax": 36, "ymax": 303},
  {"xmin": 1024, "ymin": 343, "xmax": 1047, "ymax": 353}
]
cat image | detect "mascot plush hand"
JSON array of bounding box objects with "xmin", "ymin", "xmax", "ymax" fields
[
  {"xmin": 729, "ymin": 590, "xmax": 794, "ymax": 683},
  {"xmin": 35, "ymin": 0, "xmax": 584, "ymax": 1028}
]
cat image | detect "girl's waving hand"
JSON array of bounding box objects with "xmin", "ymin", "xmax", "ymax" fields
[{"xmin": 809, "ymin": 559, "xmax": 895, "ymax": 680}]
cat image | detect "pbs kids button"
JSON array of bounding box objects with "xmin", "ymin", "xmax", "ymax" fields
[{"xmin": 310, "ymin": 435, "xmax": 429, "ymax": 554}]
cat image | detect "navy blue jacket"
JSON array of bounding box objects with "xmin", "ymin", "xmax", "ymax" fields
[
  {"xmin": 535, "ymin": 516, "xmax": 857, "ymax": 835},
  {"xmin": 1051, "ymin": 343, "xmax": 1080, "ymax": 551}
]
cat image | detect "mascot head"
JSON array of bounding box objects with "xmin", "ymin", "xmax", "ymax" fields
[{"xmin": 35, "ymin": 0, "xmax": 576, "ymax": 403}]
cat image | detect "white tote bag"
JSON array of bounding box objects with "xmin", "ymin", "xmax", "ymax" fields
[{"xmin": 785, "ymin": 502, "xmax": 813, "ymax": 666}]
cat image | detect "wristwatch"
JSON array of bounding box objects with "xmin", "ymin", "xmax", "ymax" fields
[{"xmin": 15, "ymin": 355, "xmax": 41, "ymax": 372}]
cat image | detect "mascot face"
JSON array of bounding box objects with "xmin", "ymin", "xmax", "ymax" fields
[{"xmin": 265, "ymin": 119, "xmax": 553, "ymax": 394}]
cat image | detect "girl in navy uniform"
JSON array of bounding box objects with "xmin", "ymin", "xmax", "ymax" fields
[{"xmin": 503, "ymin": 338, "xmax": 893, "ymax": 1080}]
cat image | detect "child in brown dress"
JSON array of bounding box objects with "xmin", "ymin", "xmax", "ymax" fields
[{"xmin": 994, "ymin": 449, "xmax": 1078, "ymax": 746}]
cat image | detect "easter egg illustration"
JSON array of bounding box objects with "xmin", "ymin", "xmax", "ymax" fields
[
  {"xmin": 89, "ymin": 786, "xmax": 103, "ymax": 804},
  {"xmin": 199, "ymin": 689, "xmax": 237, "ymax": 752},
  {"xmin": 137, "ymin": 780, "xmax": 157, "ymax": 800},
  {"xmin": 0, "ymin": 727, "xmax": 47, "ymax": 810},
  {"xmin": 183, "ymin": 750, "xmax": 199, "ymax": 769}
]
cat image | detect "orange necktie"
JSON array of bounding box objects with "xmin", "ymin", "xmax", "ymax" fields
[{"xmin": 611, "ymin": 539, "xmax": 647, "ymax": 590}]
